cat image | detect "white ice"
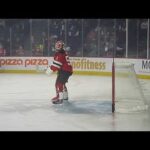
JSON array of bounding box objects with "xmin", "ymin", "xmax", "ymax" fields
[{"xmin": 0, "ymin": 73, "xmax": 150, "ymax": 131}]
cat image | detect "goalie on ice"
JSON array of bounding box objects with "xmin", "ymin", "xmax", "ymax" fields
[{"xmin": 46, "ymin": 40, "xmax": 73, "ymax": 104}]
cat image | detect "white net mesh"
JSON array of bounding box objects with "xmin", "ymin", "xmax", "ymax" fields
[{"xmin": 115, "ymin": 62, "xmax": 149, "ymax": 113}]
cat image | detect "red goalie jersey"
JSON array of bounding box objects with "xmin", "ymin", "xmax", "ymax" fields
[{"xmin": 50, "ymin": 50, "xmax": 73, "ymax": 73}]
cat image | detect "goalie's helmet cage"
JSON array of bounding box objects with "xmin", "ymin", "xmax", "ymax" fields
[{"xmin": 55, "ymin": 41, "xmax": 64, "ymax": 51}]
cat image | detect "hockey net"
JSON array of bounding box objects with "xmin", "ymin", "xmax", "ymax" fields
[{"xmin": 112, "ymin": 62, "xmax": 149, "ymax": 113}]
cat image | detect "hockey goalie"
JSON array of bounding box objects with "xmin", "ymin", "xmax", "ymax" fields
[{"xmin": 46, "ymin": 40, "xmax": 73, "ymax": 104}]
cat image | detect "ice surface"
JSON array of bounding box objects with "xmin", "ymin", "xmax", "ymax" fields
[{"xmin": 0, "ymin": 73, "xmax": 150, "ymax": 131}]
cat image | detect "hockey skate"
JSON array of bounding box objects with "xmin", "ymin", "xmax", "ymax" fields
[{"xmin": 51, "ymin": 92, "xmax": 63, "ymax": 104}]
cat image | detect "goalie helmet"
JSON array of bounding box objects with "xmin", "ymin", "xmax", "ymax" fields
[{"xmin": 55, "ymin": 40, "xmax": 64, "ymax": 51}]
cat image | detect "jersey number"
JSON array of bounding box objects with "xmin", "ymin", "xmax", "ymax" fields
[{"xmin": 65, "ymin": 56, "xmax": 71, "ymax": 65}]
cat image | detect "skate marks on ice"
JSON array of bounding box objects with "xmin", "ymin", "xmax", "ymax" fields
[
  {"xmin": 51, "ymin": 100, "xmax": 112, "ymax": 115},
  {"xmin": 0, "ymin": 99, "xmax": 112, "ymax": 115},
  {"xmin": 0, "ymin": 100, "xmax": 52, "ymax": 113}
]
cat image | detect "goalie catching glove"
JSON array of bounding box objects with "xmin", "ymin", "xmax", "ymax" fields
[{"xmin": 45, "ymin": 66, "xmax": 53, "ymax": 75}]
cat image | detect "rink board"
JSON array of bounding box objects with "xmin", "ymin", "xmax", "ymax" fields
[{"xmin": 0, "ymin": 57, "xmax": 150, "ymax": 79}]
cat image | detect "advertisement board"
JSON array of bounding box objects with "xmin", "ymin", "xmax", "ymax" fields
[{"xmin": 0, "ymin": 57, "xmax": 150, "ymax": 78}]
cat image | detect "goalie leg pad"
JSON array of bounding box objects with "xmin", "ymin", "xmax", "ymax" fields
[
  {"xmin": 56, "ymin": 82, "xmax": 64, "ymax": 92},
  {"xmin": 63, "ymin": 85, "xmax": 68, "ymax": 100}
]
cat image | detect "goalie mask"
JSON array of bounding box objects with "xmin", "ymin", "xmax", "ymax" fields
[{"xmin": 55, "ymin": 41, "xmax": 64, "ymax": 51}]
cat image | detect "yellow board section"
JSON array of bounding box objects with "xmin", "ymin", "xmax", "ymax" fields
[
  {"xmin": 0, "ymin": 70, "xmax": 150, "ymax": 79},
  {"xmin": 137, "ymin": 74, "xmax": 150, "ymax": 80},
  {"xmin": 73, "ymin": 71, "xmax": 112, "ymax": 76},
  {"xmin": 0, "ymin": 70, "xmax": 37, "ymax": 74}
]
